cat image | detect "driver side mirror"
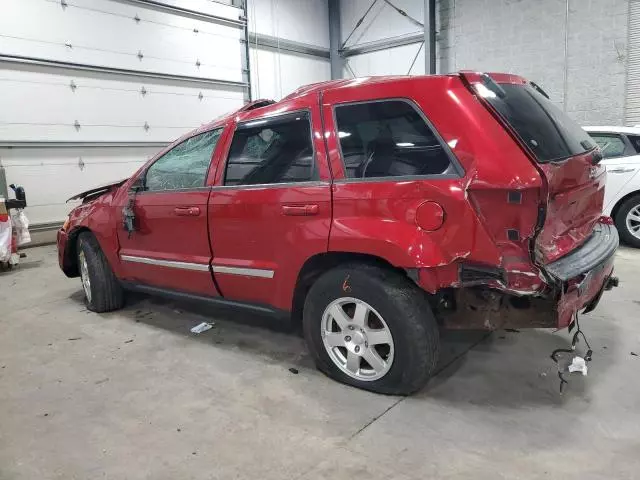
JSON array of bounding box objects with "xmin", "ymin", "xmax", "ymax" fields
[{"xmin": 130, "ymin": 175, "xmax": 145, "ymax": 193}]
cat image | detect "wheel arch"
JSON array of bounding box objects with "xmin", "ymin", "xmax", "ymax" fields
[
  {"xmin": 62, "ymin": 226, "xmax": 92, "ymax": 277},
  {"xmin": 290, "ymin": 251, "xmax": 409, "ymax": 324},
  {"xmin": 610, "ymin": 189, "xmax": 640, "ymax": 221}
]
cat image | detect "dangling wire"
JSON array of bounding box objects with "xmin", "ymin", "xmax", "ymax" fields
[{"xmin": 550, "ymin": 312, "xmax": 593, "ymax": 393}]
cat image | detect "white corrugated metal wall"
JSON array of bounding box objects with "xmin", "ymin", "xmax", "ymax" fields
[
  {"xmin": 340, "ymin": 0, "xmax": 426, "ymax": 78},
  {"xmin": 339, "ymin": 0, "xmax": 629, "ymax": 126},
  {"xmin": 0, "ymin": 0, "xmax": 330, "ymax": 229},
  {"xmin": 248, "ymin": 0, "xmax": 331, "ymax": 100},
  {"xmin": 626, "ymin": 0, "xmax": 640, "ymax": 125}
]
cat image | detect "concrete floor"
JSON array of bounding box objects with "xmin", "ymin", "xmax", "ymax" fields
[{"xmin": 1, "ymin": 245, "xmax": 639, "ymax": 480}]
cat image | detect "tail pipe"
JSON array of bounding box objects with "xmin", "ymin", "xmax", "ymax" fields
[{"xmin": 604, "ymin": 276, "xmax": 619, "ymax": 291}]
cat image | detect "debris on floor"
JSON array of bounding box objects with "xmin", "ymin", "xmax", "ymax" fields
[
  {"xmin": 67, "ymin": 337, "xmax": 81, "ymax": 341},
  {"xmin": 124, "ymin": 339, "xmax": 134, "ymax": 344},
  {"xmin": 288, "ymin": 367, "xmax": 299, "ymax": 374},
  {"xmin": 190, "ymin": 322, "xmax": 214, "ymax": 334},
  {"xmin": 632, "ymin": 352, "xmax": 638, "ymax": 357},
  {"xmin": 568, "ymin": 356, "xmax": 588, "ymax": 376},
  {"xmin": 550, "ymin": 314, "xmax": 593, "ymax": 393}
]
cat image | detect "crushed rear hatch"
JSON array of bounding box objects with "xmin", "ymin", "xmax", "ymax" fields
[{"xmin": 461, "ymin": 72, "xmax": 606, "ymax": 266}]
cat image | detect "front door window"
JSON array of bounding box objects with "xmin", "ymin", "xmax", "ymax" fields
[{"xmin": 145, "ymin": 129, "xmax": 223, "ymax": 191}]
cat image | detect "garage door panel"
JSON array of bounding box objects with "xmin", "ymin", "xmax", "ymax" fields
[
  {"xmin": 1, "ymin": 146, "xmax": 157, "ymax": 224},
  {"xmin": 2, "ymin": 0, "xmax": 244, "ymax": 81},
  {"xmin": 0, "ymin": 67, "xmax": 245, "ymax": 142}
]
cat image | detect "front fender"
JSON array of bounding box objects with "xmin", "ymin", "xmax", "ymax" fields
[{"xmin": 63, "ymin": 190, "xmax": 122, "ymax": 277}]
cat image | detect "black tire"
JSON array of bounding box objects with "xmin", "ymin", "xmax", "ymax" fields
[
  {"xmin": 77, "ymin": 232, "xmax": 124, "ymax": 312},
  {"xmin": 302, "ymin": 264, "xmax": 439, "ymax": 395},
  {"xmin": 614, "ymin": 194, "xmax": 640, "ymax": 248}
]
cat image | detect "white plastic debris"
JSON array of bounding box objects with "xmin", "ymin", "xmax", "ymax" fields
[
  {"xmin": 568, "ymin": 356, "xmax": 588, "ymax": 376},
  {"xmin": 190, "ymin": 322, "xmax": 214, "ymax": 334},
  {"xmin": 0, "ymin": 214, "xmax": 12, "ymax": 263},
  {"xmin": 12, "ymin": 210, "xmax": 31, "ymax": 246}
]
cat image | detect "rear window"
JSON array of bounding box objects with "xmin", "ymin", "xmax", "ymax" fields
[{"xmin": 478, "ymin": 82, "xmax": 595, "ymax": 163}]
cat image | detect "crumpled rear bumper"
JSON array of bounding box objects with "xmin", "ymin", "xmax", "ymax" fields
[
  {"xmin": 545, "ymin": 222, "xmax": 618, "ymax": 281},
  {"xmin": 545, "ymin": 220, "xmax": 619, "ymax": 328}
]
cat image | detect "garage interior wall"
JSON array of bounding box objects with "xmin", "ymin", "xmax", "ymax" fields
[
  {"xmin": 248, "ymin": 0, "xmax": 330, "ymax": 100},
  {"xmin": 0, "ymin": 0, "xmax": 330, "ymax": 230},
  {"xmin": 340, "ymin": 0, "xmax": 629, "ymax": 125}
]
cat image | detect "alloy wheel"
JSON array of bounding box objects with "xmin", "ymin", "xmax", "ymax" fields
[
  {"xmin": 626, "ymin": 205, "xmax": 640, "ymax": 240},
  {"xmin": 321, "ymin": 297, "xmax": 394, "ymax": 381},
  {"xmin": 79, "ymin": 250, "xmax": 92, "ymax": 302}
]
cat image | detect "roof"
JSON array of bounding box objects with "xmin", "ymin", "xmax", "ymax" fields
[
  {"xmin": 584, "ymin": 126, "xmax": 640, "ymax": 135},
  {"xmin": 195, "ymin": 73, "xmax": 474, "ymax": 137}
]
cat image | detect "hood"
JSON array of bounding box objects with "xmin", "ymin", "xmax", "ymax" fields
[{"xmin": 67, "ymin": 179, "xmax": 127, "ymax": 202}]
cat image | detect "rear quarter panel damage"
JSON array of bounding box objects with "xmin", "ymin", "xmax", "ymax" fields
[{"xmin": 327, "ymin": 75, "xmax": 546, "ymax": 295}]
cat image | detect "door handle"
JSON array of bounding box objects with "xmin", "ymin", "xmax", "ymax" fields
[
  {"xmin": 282, "ymin": 204, "xmax": 319, "ymax": 216},
  {"xmin": 608, "ymin": 167, "xmax": 635, "ymax": 173},
  {"xmin": 174, "ymin": 206, "xmax": 201, "ymax": 216}
]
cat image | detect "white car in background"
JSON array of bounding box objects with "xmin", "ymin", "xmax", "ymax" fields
[{"xmin": 585, "ymin": 126, "xmax": 640, "ymax": 248}]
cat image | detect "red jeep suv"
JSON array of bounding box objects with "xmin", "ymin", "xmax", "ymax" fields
[{"xmin": 58, "ymin": 72, "xmax": 618, "ymax": 394}]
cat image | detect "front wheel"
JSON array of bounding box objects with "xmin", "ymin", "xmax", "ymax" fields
[
  {"xmin": 303, "ymin": 264, "xmax": 439, "ymax": 395},
  {"xmin": 77, "ymin": 232, "xmax": 124, "ymax": 312},
  {"xmin": 614, "ymin": 194, "xmax": 640, "ymax": 248}
]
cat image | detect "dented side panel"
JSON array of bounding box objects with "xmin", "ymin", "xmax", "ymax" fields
[
  {"xmin": 328, "ymin": 178, "xmax": 502, "ymax": 277},
  {"xmin": 323, "ymin": 76, "xmax": 545, "ymax": 295},
  {"xmin": 60, "ymin": 190, "xmax": 123, "ymax": 278}
]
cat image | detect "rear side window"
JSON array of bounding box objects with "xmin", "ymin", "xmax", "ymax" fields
[
  {"xmin": 224, "ymin": 112, "xmax": 316, "ymax": 186},
  {"xmin": 589, "ymin": 134, "xmax": 627, "ymax": 158},
  {"xmin": 334, "ymin": 100, "xmax": 454, "ymax": 179},
  {"xmin": 478, "ymin": 82, "xmax": 596, "ymax": 162}
]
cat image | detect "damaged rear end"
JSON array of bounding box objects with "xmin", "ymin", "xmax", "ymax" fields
[{"xmin": 443, "ymin": 72, "xmax": 618, "ymax": 330}]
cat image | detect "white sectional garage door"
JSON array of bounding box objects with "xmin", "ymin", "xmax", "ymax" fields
[{"xmin": 0, "ymin": 0, "xmax": 247, "ymax": 226}]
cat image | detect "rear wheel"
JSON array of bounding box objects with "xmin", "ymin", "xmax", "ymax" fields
[
  {"xmin": 303, "ymin": 264, "xmax": 439, "ymax": 395},
  {"xmin": 77, "ymin": 232, "xmax": 124, "ymax": 312},
  {"xmin": 614, "ymin": 194, "xmax": 640, "ymax": 248}
]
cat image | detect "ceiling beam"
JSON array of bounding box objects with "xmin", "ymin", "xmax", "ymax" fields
[
  {"xmin": 328, "ymin": 0, "xmax": 344, "ymax": 79},
  {"xmin": 424, "ymin": 0, "xmax": 436, "ymax": 74},
  {"xmin": 340, "ymin": 31, "xmax": 423, "ymax": 58},
  {"xmin": 247, "ymin": 33, "xmax": 330, "ymax": 59}
]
